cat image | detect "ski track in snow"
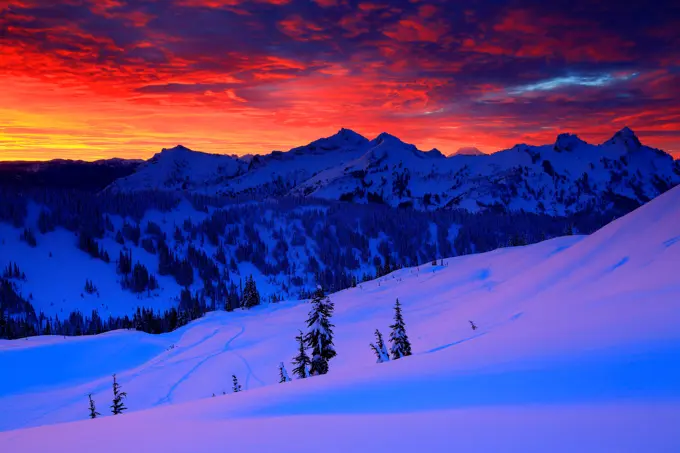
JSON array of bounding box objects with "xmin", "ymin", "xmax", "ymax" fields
[{"xmin": 155, "ymin": 323, "xmax": 246, "ymax": 406}]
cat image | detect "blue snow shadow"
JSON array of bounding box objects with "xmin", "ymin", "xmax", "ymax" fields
[
  {"xmin": 235, "ymin": 341, "xmax": 680, "ymax": 418},
  {"xmin": 474, "ymin": 268, "xmax": 491, "ymax": 280},
  {"xmin": 509, "ymin": 311, "xmax": 524, "ymax": 321},
  {"xmin": 609, "ymin": 257, "xmax": 629, "ymax": 271},
  {"xmin": 663, "ymin": 236, "xmax": 680, "ymax": 248},
  {"xmin": 548, "ymin": 245, "xmax": 572, "ymax": 257},
  {"xmin": 428, "ymin": 331, "xmax": 488, "ymax": 353}
]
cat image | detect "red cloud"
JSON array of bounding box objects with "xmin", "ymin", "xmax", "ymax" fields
[
  {"xmin": 383, "ymin": 17, "xmax": 449, "ymax": 43},
  {"xmin": 313, "ymin": 0, "xmax": 338, "ymax": 7},
  {"xmin": 278, "ymin": 15, "xmax": 329, "ymax": 41},
  {"xmin": 175, "ymin": 0, "xmax": 290, "ymax": 7},
  {"xmin": 464, "ymin": 8, "xmax": 636, "ymax": 62}
]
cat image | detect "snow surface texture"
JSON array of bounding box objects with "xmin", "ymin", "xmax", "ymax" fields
[
  {"xmin": 1, "ymin": 186, "xmax": 680, "ymax": 452},
  {"xmin": 109, "ymin": 127, "xmax": 680, "ymax": 215}
]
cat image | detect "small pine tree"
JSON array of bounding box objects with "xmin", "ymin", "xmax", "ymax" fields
[
  {"xmin": 304, "ymin": 286, "xmax": 336, "ymax": 376},
  {"xmin": 88, "ymin": 393, "xmax": 100, "ymax": 419},
  {"xmin": 278, "ymin": 362, "xmax": 292, "ymax": 383},
  {"xmin": 291, "ymin": 330, "xmax": 311, "ymax": 379},
  {"xmin": 232, "ymin": 374, "xmax": 242, "ymax": 393},
  {"xmin": 370, "ymin": 329, "xmax": 390, "ymax": 363},
  {"xmin": 110, "ymin": 374, "xmax": 127, "ymax": 415},
  {"xmin": 389, "ymin": 299, "xmax": 412, "ymax": 360}
]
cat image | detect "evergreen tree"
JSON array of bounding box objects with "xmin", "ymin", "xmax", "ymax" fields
[
  {"xmin": 370, "ymin": 329, "xmax": 390, "ymax": 363},
  {"xmin": 241, "ymin": 275, "xmax": 261, "ymax": 309},
  {"xmin": 389, "ymin": 299, "xmax": 412, "ymax": 360},
  {"xmin": 110, "ymin": 374, "xmax": 127, "ymax": 415},
  {"xmin": 117, "ymin": 250, "xmax": 132, "ymax": 275},
  {"xmin": 278, "ymin": 362, "xmax": 292, "ymax": 383},
  {"xmin": 88, "ymin": 393, "xmax": 100, "ymax": 419},
  {"xmin": 291, "ymin": 330, "xmax": 311, "ymax": 379},
  {"xmin": 84, "ymin": 279, "xmax": 97, "ymax": 295},
  {"xmin": 304, "ymin": 286, "xmax": 336, "ymax": 376},
  {"xmin": 232, "ymin": 374, "xmax": 242, "ymax": 393}
]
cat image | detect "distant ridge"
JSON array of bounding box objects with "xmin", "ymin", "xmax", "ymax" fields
[{"xmin": 106, "ymin": 127, "xmax": 679, "ymax": 215}]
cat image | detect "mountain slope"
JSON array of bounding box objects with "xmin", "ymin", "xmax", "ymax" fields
[
  {"xmin": 2, "ymin": 185, "xmax": 679, "ymax": 451},
  {"xmin": 108, "ymin": 145, "xmax": 247, "ymax": 192},
  {"xmin": 109, "ymin": 128, "xmax": 680, "ymax": 216},
  {"xmin": 108, "ymin": 129, "xmax": 370, "ymax": 195}
]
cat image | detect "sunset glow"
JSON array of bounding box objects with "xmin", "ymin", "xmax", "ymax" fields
[{"xmin": 1, "ymin": 0, "xmax": 679, "ymax": 161}]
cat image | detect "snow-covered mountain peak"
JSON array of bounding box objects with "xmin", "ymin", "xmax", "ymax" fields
[
  {"xmin": 285, "ymin": 128, "xmax": 369, "ymax": 157},
  {"xmin": 371, "ymin": 132, "xmax": 407, "ymax": 146},
  {"xmin": 159, "ymin": 144, "xmax": 193, "ymax": 154},
  {"xmin": 451, "ymin": 146, "xmax": 485, "ymax": 156},
  {"xmin": 363, "ymin": 132, "xmax": 441, "ymax": 164},
  {"xmin": 109, "ymin": 144, "xmax": 245, "ymax": 193},
  {"xmin": 604, "ymin": 126, "xmax": 642, "ymax": 150},
  {"xmin": 425, "ymin": 148, "xmax": 445, "ymax": 158},
  {"xmin": 335, "ymin": 127, "xmax": 367, "ymax": 142},
  {"xmin": 554, "ymin": 133, "xmax": 588, "ymax": 152}
]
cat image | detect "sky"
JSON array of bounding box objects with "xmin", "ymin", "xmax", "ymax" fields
[{"xmin": 1, "ymin": 0, "xmax": 679, "ymax": 161}]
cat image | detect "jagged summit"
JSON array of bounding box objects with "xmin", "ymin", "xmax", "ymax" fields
[
  {"xmin": 425, "ymin": 148, "xmax": 445, "ymax": 158},
  {"xmin": 162, "ymin": 144, "xmax": 192, "ymax": 152},
  {"xmin": 371, "ymin": 132, "xmax": 406, "ymax": 145},
  {"xmin": 605, "ymin": 126, "xmax": 642, "ymax": 149},
  {"xmin": 554, "ymin": 133, "xmax": 588, "ymax": 152},
  {"xmin": 334, "ymin": 127, "xmax": 367, "ymax": 142},
  {"xmin": 151, "ymin": 145, "xmax": 220, "ymax": 161},
  {"xmin": 287, "ymin": 128, "xmax": 369, "ymax": 156}
]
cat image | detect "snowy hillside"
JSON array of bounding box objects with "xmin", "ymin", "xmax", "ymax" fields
[
  {"xmin": 109, "ymin": 127, "xmax": 679, "ymax": 215},
  {"xmin": 3, "ymin": 188, "xmax": 593, "ymax": 324},
  {"xmin": 1, "ymin": 185, "xmax": 679, "ymax": 452}
]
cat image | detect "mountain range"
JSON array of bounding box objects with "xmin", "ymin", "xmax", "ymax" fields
[
  {"xmin": 107, "ymin": 127, "xmax": 679, "ymax": 216},
  {"xmin": 1, "ymin": 126, "xmax": 679, "ymax": 324}
]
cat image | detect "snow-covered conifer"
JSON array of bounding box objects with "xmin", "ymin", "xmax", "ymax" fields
[
  {"xmin": 110, "ymin": 374, "xmax": 127, "ymax": 415},
  {"xmin": 389, "ymin": 299, "xmax": 412, "ymax": 360},
  {"xmin": 370, "ymin": 329, "xmax": 390, "ymax": 363},
  {"xmin": 232, "ymin": 374, "xmax": 242, "ymax": 393},
  {"xmin": 291, "ymin": 330, "xmax": 311, "ymax": 379},
  {"xmin": 88, "ymin": 393, "xmax": 100, "ymax": 419},
  {"xmin": 304, "ymin": 286, "xmax": 336, "ymax": 375},
  {"xmin": 278, "ymin": 362, "xmax": 292, "ymax": 383}
]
